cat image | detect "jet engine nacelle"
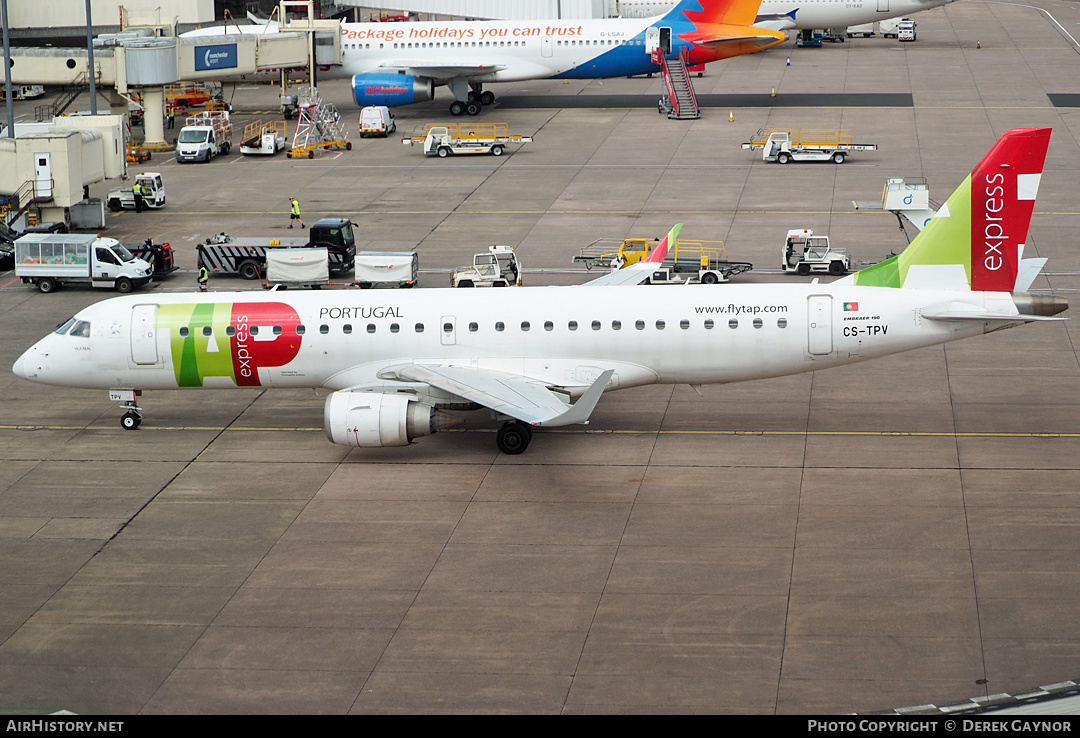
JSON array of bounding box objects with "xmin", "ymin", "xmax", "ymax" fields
[
  {"xmin": 324, "ymin": 390, "xmax": 458, "ymax": 447},
  {"xmin": 352, "ymin": 73, "xmax": 434, "ymax": 108}
]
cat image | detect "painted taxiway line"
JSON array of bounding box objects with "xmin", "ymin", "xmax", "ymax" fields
[{"xmin": 2, "ymin": 425, "xmax": 1078, "ymax": 439}]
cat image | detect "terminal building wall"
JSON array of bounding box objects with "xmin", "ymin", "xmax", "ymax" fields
[{"xmin": 8, "ymin": 0, "xmax": 214, "ymax": 29}]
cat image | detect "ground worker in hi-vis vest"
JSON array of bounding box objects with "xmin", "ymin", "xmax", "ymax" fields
[
  {"xmin": 289, "ymin": 198, "xmax": 304, "ymax": 229},
  {"xmin": 197, "ymin": 260, "xmax": 209, "ymax": 292}
]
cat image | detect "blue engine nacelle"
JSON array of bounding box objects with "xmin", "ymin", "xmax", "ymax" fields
[{"xmin": 352, "ymin": 73, "xmax": 434, "ymax": 107}]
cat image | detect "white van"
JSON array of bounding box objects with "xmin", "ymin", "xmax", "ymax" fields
[{"xmin": 359, "ymin": 106, "xmax": 396, "ymax": 138}]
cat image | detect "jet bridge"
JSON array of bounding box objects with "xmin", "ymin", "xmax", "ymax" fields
[{"xmin": 1, "ymin": 1, "xmax": 340, "ymax": 149}]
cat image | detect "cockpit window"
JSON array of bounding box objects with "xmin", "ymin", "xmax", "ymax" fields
[
  {"xmin": 69, "ymin": 321, "xmax": 91, "ymax": 338},
  {"xmin": 54, "ymin": 317, "xmax": 76, "ymax": 335}
]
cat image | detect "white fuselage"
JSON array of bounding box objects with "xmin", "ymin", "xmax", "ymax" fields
[
  {"xmin": 754, "ymin": 0, "xmax": 955, "ymax": 30},
  {"xmin": 13, "ymin": 283, "xmax": 1009, "ymax": 398}
]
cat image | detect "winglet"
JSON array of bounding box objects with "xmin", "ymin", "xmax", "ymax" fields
[
  {"xmin": 643, "ymin": 223, "xmax": 682, "ymax": 265},
  {"xmin": 534, "ymin": 369, "xmax": 615, "ymax": 427}
]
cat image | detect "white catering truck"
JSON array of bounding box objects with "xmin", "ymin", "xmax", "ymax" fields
[{"xmin": 15, "ymin": 233, "xmax": 154, "ymax": 293}]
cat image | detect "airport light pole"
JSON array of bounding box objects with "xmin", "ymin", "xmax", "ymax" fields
[
  {"xmin": 2, "ymin": 0, "xmax": 14, "ymax": 136},
  {"xmin": 85, "ymin": 0, "xmax": 97, "ymax": 114}
]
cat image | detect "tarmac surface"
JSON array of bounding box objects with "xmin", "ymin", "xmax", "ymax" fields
[{"xmin": 2, "ymin": 0, "xmax": 1080, "ymax": 714}]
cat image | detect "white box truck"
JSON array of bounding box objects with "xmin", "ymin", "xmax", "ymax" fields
[{"xmin": 15, "ymin": 233, "xmax": 154, "ymax": 293}]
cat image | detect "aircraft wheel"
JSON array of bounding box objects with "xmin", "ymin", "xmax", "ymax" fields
[
  {"xmin": 480, "ymin": 91, "xmax": 495, "ymax": 106},
  {"xmin": 497, "ymin": 421, "xmax": 531, "ymax": 455},
  {"xmin": 466, "ymin": 101, "xmax": 482, "ymax": 116},
  {"xmin": 450, "ymin": 101, "xmax": 466, "ymax": 116},
  {"xmin": 121, "ymin": 411, "xmax": 142, "ymax": 430}
]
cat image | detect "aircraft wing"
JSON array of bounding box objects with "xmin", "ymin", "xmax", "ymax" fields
[
  {"xmin": 377, "ymin": 61, "xmax": 507, "ymax": 79},
  {"xmin": 395, "ymin": 364, "xmax": 614, "ymax": 427},
  {"xmin": 581, "ymin": 263, "xmax": 659, "ymax": 287}
]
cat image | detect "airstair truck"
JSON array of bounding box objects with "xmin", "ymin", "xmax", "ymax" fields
[
  {"xmin": 16, "ymin": 233, "xmax": 153, "ymax": 293},
  {"xmin": 176, "ymin": 111, "xmax": 233, "ymax": 163},
  {"xmin": 742, "ymin": 128, "xmax": 878, "ymax": 164}
]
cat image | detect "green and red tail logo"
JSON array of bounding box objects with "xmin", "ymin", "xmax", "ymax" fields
[
  {"xmin": 162, "ymin": 302, "xmax": 303, "ymax": 387},
  {"xmin": 854, "ymin": 128, "xmax": 1050, "ymax": 291}
]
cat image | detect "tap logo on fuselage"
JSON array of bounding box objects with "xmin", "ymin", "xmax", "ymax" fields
[{"xmin": 162, "ymin": 302, "xmax": 302, "ymax": 387}]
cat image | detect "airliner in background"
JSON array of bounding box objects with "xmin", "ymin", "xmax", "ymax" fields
[
  {"xmin": 186, "ymin": 0, "xmax": 787, "ymax": 115},
  {"xmin": 13, "ymin": 129, "xmax": 1067, "ymax": 455}
]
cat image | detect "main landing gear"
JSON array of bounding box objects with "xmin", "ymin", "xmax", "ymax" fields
[
  {"xmin": 496, "ymin": 420, "xmax": 533, "ymax": 455},
  {"xmin": 448, "ymin": 83, "xmax": 496, "ymax": 116}
]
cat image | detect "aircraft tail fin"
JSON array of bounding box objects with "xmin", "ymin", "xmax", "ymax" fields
[
  {"xmin": 853, "ymin": 128, "xmax": 1051, "ymax": 292},
  {"xmin": 670, "ymin": 0, "xmax": 761, "ymax": 28},
  {"xmin": 643, "ymin": 223, "xmax": 682, "ymax": 265}
]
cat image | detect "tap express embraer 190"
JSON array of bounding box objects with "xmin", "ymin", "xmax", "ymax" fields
[{"xmin": 13, "ymin": 129, "xmax": 1066, "ymax": 455}]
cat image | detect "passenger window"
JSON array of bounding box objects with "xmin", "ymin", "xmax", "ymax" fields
[
  {"xmin": 495, "ymin": 321, "xmax": 505, "ymax": 332},
  {"xmin": 680, "ymin": 319, "xmax": 690, "ymax": 330},
  {"xmin": 70, "ymin": 321, "xmax": 91, "ymax": 338},
  {"xmin": 544, "ymin": 321, "xmax": 553, "ymax": 331},
  {"xmin": 568, "ymin": 321, "xmax": 578, "ymax": 331},
  {"xmin": 203, "ymin": 326, "xmax": 212, "ymax": 337},
  {"xmin": 521, "ymin": 321, "xmax": 530, "ymax": 332},
  {"xmin": 753, "ymin": 318, "xmax": 763, "ymax": 329},
  {"xmin": 226, "ymin": 326, "xmax": 235, "ymax": 337},
  {"xmin": 655, "ymin": 320, "xmax": 665, "ymax": 330},
  {"xmin": 591, "ymin": 320, "xmax": 601, "ymax": 331},
  {"xmin": 391, "ymin": 323, "xmax": 400, "ymax": 333},
  {"xmin": 612, "ymin": 320, "xmax": 621, "ymax": 330},
  {"xmin": 179, "ymin": 327, "xmax": 189, "ymax": 337},
  {"xmin": 343, "ymin": 324, "xmax": 352, "ymax": 334},
  {"xmin": 274, "ymin": 326, "xmax": 283, "ymax": 335},
  {"xmin": 443, "ymin": 322, "xmax": 453, "ymax": 333},
  {"xmin": 251, "ymin": 326, "xmax": 259, "ymax": 336},
  {"xmin": 296, "ymin": 325, "xmax": 305, "ymax": 335},
  {"xmin": 415, "ymin": 323, "xmax": 424, "ymax": 333},
  {"xmin": 777, "ymin": 318, "xmax": 788, "ymax": 328},
  {"xmin": 468, "ymin": 322, "xmax": 478, "ymax": 332},
  {"xmin": 635, "ymin": 320, "xmax": 645, "ymax": 331},
  {"xmin": 704, "ymin": 320, "xmax": 714, "ymax": 329},
  {"xmin": 728, "ymin": 319, "xmax": 738, "ymax": 329},
  {"xmin": 367, "ymin": 324, "xmax": 376, "ymax": 334},
  {"xmin": 320, "ymin": 325, "xmax": 329, "ymax": 334}
]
